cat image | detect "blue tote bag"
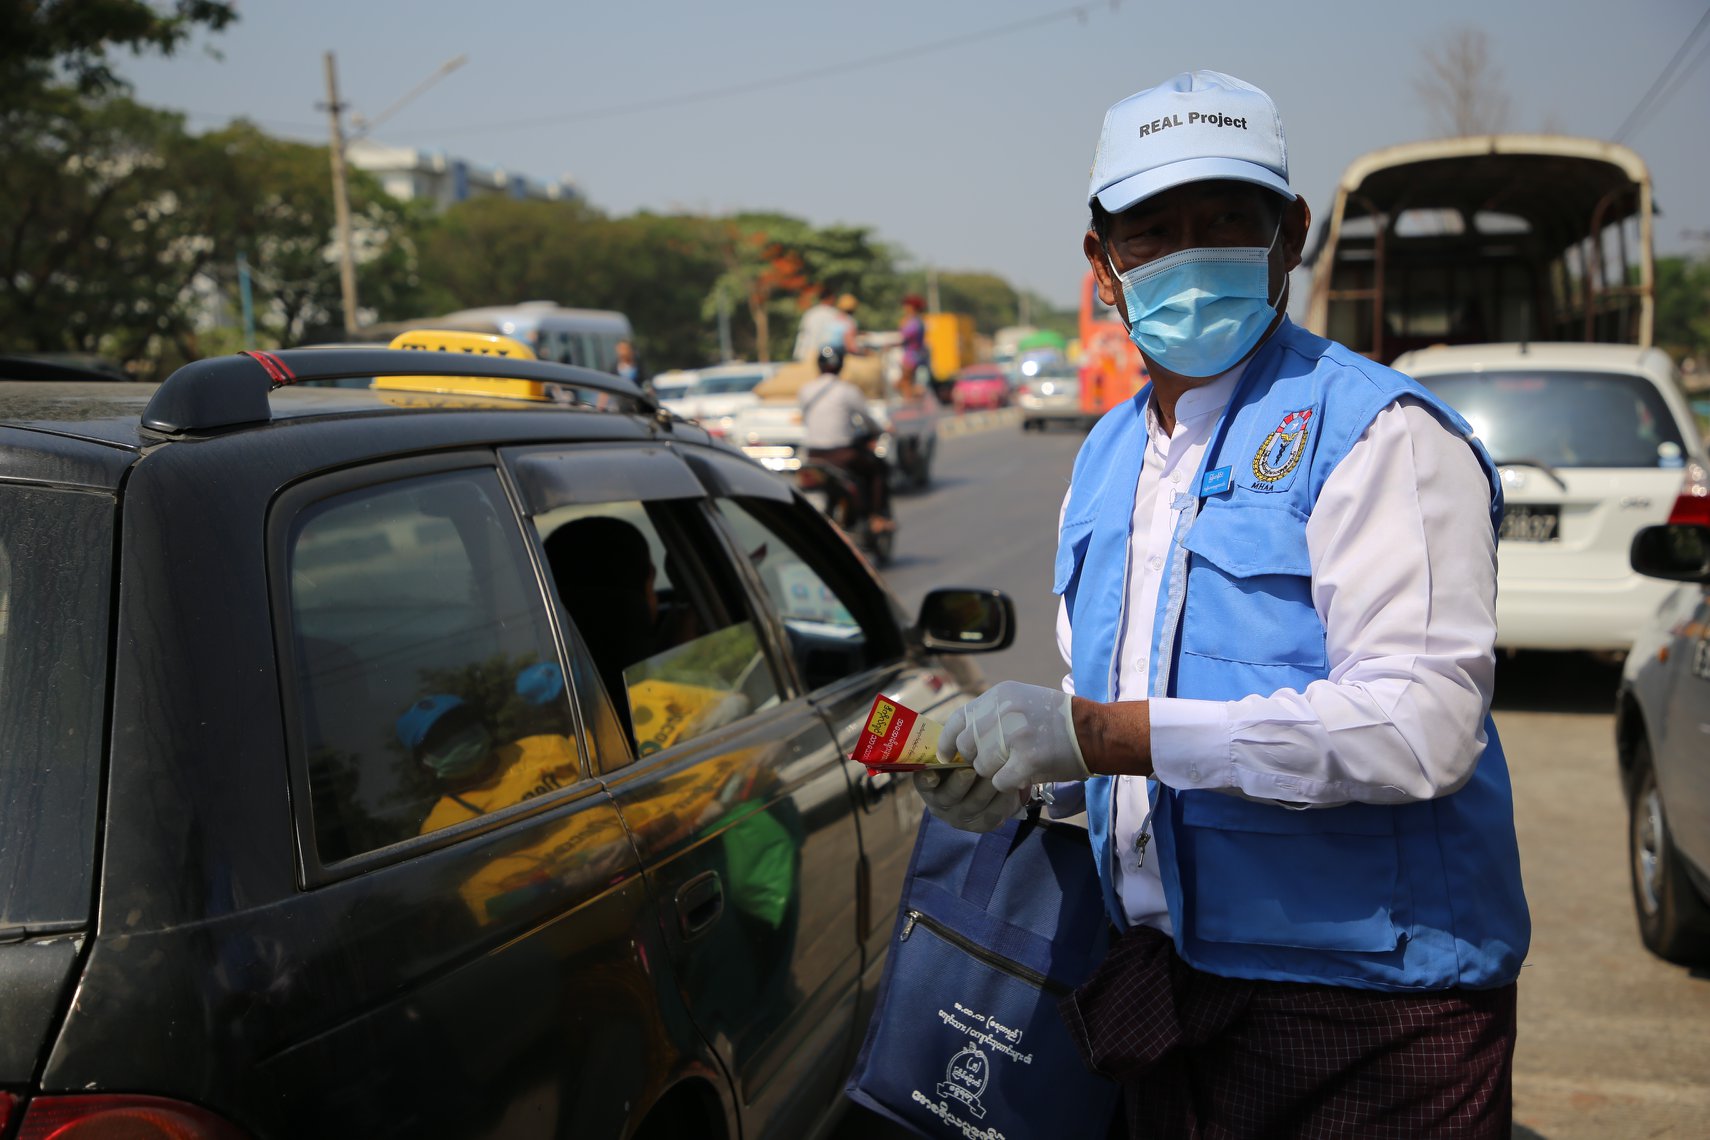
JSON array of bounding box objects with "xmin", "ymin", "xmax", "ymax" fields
[{"xmin": 846, "ymin": 809, "xmax": 1122, "ymax": 1137}]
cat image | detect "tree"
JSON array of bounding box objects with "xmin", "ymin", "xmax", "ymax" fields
[
  {"xmin": 704, "ymin": 217, "xmax": 810, "ymax": 363},
  {"xmin": 414, "ymin": 198, "xmax": 731, "ymax": 369},
  {"xmin": 200, "ymin": 122, "xmax": 428, "ymax": 345},
  {"xmin": 0, "ymin": 91, "xmax": 222, "ymax": 368},
  {"xmin": 1413, "ymin": 26, "xmax": 1512, "ymax": 137},
  {"xmin": 1654, "ymin": 253, "xmax": 1710, "ymax": 366},
  {"xmin": 1, "ymin": 0, "xmax": 237, "ymax": 101},
  {"xmin": 932, "ymin": 272, "xmax": 1019, "ymax": 335}
]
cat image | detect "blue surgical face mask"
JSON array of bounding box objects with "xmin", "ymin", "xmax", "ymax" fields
[{"xmin": 1108, "ymin": 220, "xmax": 1285, "ymax": 378}]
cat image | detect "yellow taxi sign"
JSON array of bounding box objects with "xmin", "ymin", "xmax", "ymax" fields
[{"xmin": 376, "ymin": 328, "xmax": 550, "ymax": 401}]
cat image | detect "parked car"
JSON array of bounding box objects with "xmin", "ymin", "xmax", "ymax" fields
[
  {"xmin": 950, "ymin": 364, "xmax": 1011, "ymax": 412},
  {"xmin": 1392, "ymin": 342, "xmax": 1709, "ymax": 653},
  {"xmin": 0, "ymin": 340, "xmax": 1014, "ymax": 1139},
  {"xmin": 656, "ymin": 362, "xmax": 779, "ymax": 439},
  {"xmin": 1615, "ymin": 469, "xmax": 1710, "ymax": 965},
  {"xmin": 1016, "ymin": 358, "xmax": 1085, "ymax": 431}
]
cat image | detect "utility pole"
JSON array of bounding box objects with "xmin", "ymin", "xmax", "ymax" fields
[
  {"xmin": 926, "ymin": 268, "xmax": 941, "ymax": 314},
  {"xmin": 322, "ymin": 50, "xmax": 360, "ymax": 338}
]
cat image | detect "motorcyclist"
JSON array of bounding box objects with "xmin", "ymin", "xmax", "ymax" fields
[{"xmin": 800, "ymin": 343, "xmax": 894, "ymax": 536}]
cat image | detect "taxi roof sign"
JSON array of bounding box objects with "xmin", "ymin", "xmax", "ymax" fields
[{"xmin": 378, "ymin": 329, "xmax": 550, "ymax": 400}]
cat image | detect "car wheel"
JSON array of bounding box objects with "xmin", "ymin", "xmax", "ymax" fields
[{"xmin": 1629, "ymin": 739, "xmax": 1710, "ymax": 965}]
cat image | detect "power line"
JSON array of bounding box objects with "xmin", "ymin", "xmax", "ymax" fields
[
  {"xmin": 1621, "ymin": 29, "xmax": 1710, "ymax": 143},
  {"xmin": 1613, "ymin": 3, "xmax": 1710, "ymax": 142},
  {"xmin": 412, "ymin": 1, "xmax": 1119, "ymax": 142}
]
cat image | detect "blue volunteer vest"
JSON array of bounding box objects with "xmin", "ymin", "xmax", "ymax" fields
[{"xmin": 1055, "ymin": 319, "xmax": 1529, "ymax": 991}]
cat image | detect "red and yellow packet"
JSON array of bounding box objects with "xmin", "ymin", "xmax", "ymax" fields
[{"xmin": 851, "ymin": 694, "xmax": 968, "ymax": 773}]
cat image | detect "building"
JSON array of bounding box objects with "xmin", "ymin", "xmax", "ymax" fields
[{"xmin": 346, "ymin": 141, "xmax": 578, "ymax": 211}]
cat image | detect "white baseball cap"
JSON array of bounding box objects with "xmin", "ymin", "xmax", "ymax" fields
[{"xmin": 1088, "ymin": 70, "xmax": 1294, "ymax": 213}]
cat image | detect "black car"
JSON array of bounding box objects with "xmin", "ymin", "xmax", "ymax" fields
[{"xmin": 0, "ymin": 347, "xmax": 1013, "ymax": 1139}]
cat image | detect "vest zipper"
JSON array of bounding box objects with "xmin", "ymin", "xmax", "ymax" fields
[{"xmin": 898, "ymin": 909, "xmax": 1067, "ymax": 996}]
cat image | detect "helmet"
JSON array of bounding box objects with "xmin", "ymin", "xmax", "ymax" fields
[
  {"xmin": 817, "ymin": 343, "xmax": 846, "ymax": 373},
  {"xmin": 837, "ymin": 293, "xmax": 859, "ymax": 312}
]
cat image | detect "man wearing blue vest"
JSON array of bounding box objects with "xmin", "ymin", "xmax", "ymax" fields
[{"xmin": 916, "ymin": 71, "xmax": 1529, "ymax": 1137}]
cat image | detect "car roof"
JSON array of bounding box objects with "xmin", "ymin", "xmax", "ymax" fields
[{"xmin": 1393, "ymin": 341, "xmax": 1673, "ymax": 377}]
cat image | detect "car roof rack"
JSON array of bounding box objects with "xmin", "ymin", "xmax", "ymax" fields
[
  {"xmin": 141, "ymin": 347, "xmax": 656, "ymax": 435},
  {"xmin": 0, "ymin": 354, "xmax": 136, "ymax": 383}
]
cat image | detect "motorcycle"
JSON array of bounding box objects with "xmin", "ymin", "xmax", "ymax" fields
[{"xmin": 796, "ymin": 454, "xmax": 895, "ymax": 567}]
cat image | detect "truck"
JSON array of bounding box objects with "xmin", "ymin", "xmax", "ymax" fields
[{"xmin": 1303, "ymin": 134, "xmax": 1654, "ymax": 362}]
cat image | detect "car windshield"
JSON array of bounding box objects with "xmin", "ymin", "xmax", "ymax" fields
[{"xmin": 1417, "ymin": 370, "xmax": 1689, "ymax": 469}]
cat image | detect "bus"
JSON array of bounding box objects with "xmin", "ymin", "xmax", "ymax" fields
[
  {"xmin": 360, "ymin": 302, "xmax": 634, "ymax": 372},
  {"xmin": 1303, "ymin": 135, "xmax": 1654, "ymax": 363}
]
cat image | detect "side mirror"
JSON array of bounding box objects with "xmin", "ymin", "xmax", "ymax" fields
[
  {"xmin": 915, "ymin": 588, "xmax": 1015, "ymax": 654},
  {"xmin": 1629, "ymin": 524, "xmax": 1710, "ymax": 583}
]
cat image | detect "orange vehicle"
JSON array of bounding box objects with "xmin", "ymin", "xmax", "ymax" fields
[{"xmin": 1078, "ymin": 270, "xmax": 1148, "ymax": 418}]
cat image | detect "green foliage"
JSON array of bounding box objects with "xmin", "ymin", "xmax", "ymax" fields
[
  {"xmin": 1, "ymin": 0, "xmax": 237, "ymax": 100},
  {"xmin": 0, "ymin": 92, "xmax": 423, "ymax": 373},
  {"xmin": 200, "ymin": 121, "xmax": 428, "ymax": 346},
  {"xmin": 1655, "ymin": 254, "xmax": 1710, "ymax": 366},
  {"xmin": 0, "ymin": 90, "xmax": 219, "ymax": 367},
  {"xmin": 416, "ymin": 199, "xmax": 730, "ymax": 369}
]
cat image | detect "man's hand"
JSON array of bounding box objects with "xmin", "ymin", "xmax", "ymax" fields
[
  {"xmin": 913, "ymin": 767, "xmax": 1026, "ymax": 833},
  {"xmin": 939, "ymin": 681, "xmax": 1091, "ymax": 795}
]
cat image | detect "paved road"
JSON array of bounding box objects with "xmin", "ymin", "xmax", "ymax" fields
[{"xmin": 835, "ymin": 417, "xmax": 1710, "ymax": 1139}]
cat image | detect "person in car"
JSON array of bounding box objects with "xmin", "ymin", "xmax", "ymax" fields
[
  {"xmin": 915, "ymin": 70, "xmax": 1528, "ymax": 1137},
  {"xmin": 800, "ymin": 343, "xmax": 894, "ymax": 536}
]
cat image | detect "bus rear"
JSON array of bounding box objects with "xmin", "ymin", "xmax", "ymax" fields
[{"xmin": 1303, "ymin": 135, "xmax": 1654, "ymax": 363}]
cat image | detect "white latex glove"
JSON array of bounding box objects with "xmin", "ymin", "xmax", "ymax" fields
[
  {"xmin": 938, "ymin": 680, "xmax": 1090, "ymax": 796},
  {"xmin": 913, "ymin": 767, "xmax": 1025, "ymax": 833}
]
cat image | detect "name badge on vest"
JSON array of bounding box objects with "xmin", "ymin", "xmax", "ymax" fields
[{"xmin": 1200, "ymin": 466, "xmax": 1232, "ymax": 496}]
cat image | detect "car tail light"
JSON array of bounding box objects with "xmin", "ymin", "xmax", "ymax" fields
[
  {"xmin": 2, "ymin": 1091, "xmax": 16, "ymax": 1133},
  {"xmin": 1665, "ymin": 460, "xmax": 1710, "ymax": 526},
  {"xmin": 14, "ymin": 1094, "xmax": 248, "ymax": 1140}
]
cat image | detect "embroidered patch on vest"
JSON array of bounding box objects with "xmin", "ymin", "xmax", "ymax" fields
[{"xmin": 1253, "ymin": 408, "xmax": 1313, "ymax": 484}]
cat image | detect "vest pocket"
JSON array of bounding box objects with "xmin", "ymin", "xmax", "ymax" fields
[
  {"xmin": 1177, "ymin": 792, "xmax": 1404, "ymax": 954},
  {"xmin": 1178, "ymin": 506, "xmax": 1325, "ymax": 668}
]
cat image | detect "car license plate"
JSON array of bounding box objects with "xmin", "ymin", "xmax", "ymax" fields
[{"xmin": 1500, "ymin": 504, "xmax": 1560, "ymax": 542}]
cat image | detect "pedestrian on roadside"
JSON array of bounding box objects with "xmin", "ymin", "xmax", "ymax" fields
[
  {"xmin": 897, "ymin": 293, "xmax": 936, "ymax": 402},
  {"xmin": 916, "ymin": 70, "xmax": 1529, "ymax": 1138}
]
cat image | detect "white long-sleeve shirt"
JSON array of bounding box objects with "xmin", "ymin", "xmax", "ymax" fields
[{"xmin": 1056, "ymin": 368, "xmax": 1498, "ymax": 931}]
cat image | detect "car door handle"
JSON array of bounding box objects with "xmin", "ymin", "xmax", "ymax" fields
[
  {"xmin": 676, "ymin": 871, "xmax": 724, "ymax": 940},
  {"xmin": 859, "ymin": 768, "xmax": 897, "ymax": 810}
]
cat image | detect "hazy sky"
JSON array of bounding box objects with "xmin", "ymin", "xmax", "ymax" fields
[{"xmin": 124, "ymin": 0, "xmax": 1710, "ymax": 308}]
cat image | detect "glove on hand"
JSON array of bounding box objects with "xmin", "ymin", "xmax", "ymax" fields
[
  {"xmin": 913, "ymin": 767, "xmax": 1024, "ymax": 834},
  {"xmin": 938, "ymin": 680, "xmax": 1090, "ymax": 795}
]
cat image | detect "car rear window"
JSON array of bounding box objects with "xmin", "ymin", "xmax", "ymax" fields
[
  {"xmin": 1418, "ymin": 370, "xmax": 1689, "ymax": 469},
  {"xmin": 284, "ymin": 468, "xmax": 582, "ymax": 866},
  {"xmin": 0, "ymin": 486, "xmax": 112, "ymax": 932}
]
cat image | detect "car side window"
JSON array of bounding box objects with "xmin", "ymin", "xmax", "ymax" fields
[
  {"xmin": 284, "ymin": 468, "xmax": 582, "ymax": 865},
  {"xmin": 712, "ymin": 497, "xmax": 902, "ymax": 691},
  {"xmin": 535, "ymin": 499, "xmax": 783, "ymax": 761}
]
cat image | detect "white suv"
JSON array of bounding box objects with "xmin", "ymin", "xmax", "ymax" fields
[{"xmin": 1392, "ymin": 342, "xmax": 1708, "ymax": 653}]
